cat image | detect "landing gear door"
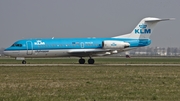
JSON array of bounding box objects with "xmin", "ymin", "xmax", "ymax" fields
[{"xmin": 26, "ymin": 41, "xmax": 33, "ymax": 55}]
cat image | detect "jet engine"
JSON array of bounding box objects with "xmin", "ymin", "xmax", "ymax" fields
[{"xmin": 102, "ymin": 40, "xmax": 130, "ymax": 49}]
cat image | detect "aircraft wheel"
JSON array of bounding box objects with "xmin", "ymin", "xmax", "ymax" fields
[
  {"xmin": 22, "ymin": 60, "xmax": 26, "ymax": 64},
  {"xmin": 88, "ymin": 59, "xmax": 95, "ymax": 64},
  {"xmin": 79, "ymin": 59, "xmax": 85, "ymax": 64}
]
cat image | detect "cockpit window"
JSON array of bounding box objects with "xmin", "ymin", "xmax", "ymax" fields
[{"xmin": 11, "ymin": 44, "xmax": 22, "ymax": 47}]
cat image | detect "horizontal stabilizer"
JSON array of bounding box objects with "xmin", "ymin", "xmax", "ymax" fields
[{"xmin": 144, "ymin": 18, "xmax": 175, "ymax": 22}]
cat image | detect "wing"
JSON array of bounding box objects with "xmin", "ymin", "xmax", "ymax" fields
[{"xmin": 67, "ymin": 49, "xmax": 111, "ymax": 57}]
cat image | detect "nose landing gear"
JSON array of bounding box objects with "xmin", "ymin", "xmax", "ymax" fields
[{"xmin": 22, "ymin": 60, "xmax": 26, "ymax": 64}]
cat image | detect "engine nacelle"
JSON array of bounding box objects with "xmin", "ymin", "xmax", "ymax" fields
[{"xmin": 102, "ymin": 40, "xmax": 130, "ymax": 49}]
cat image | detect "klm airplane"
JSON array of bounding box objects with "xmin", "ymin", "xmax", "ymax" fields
[{"xmin": 3, "ymin": 17, "xmax": 173, "ymax": 64}]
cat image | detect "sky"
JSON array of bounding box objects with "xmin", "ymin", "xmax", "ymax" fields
[{"xmin": 0, "ymin": 0, "xmax": 179, "ymax": 48}]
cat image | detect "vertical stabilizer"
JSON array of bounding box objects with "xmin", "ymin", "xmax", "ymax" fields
[{"xmin": 113, "ymin": 17, "xmax": 174, "ymax": 39}]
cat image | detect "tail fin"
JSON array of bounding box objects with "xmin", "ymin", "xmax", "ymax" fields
[{"xmin": 114, "ymin": 17, "xmax": 174, "ymax": 39}]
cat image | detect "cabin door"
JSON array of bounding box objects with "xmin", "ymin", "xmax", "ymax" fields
[
  {"xmin": 26, "ymin": 41, "xmax": 33, "ymax": 55},
  {"xmin": 80, "ymin": 42, "xmax": 84, "ymax": 48}
]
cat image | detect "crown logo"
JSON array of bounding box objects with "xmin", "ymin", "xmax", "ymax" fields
[
  {"xmin": 139, "ymin": 24, "xmax": 147, "ymax": 28},
  {"xmin": 111, "ymin": 43, "xmax": 117, "ymax": 46}
]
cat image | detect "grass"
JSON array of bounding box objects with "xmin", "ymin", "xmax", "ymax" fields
[
  {"xmin": 0, "ymin": 57, "xmax": 180, "ymax": 64},
  {"xmin": 0, "ymin": 65, "xmax": 180, "ymax": 101}
]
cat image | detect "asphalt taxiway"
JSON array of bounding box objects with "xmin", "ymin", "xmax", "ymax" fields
[{"xmin": 0, "ymin": 64, "xmax": 180, "ymax": 66}]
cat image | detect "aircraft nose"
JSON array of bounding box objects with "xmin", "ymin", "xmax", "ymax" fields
[{"xmin": 3, "ymin": 49, "xmax": 9, "ymax": 56}]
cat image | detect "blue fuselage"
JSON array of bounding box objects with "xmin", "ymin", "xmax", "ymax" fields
[{"xmin": 4, "ymin": 37, "xmax": 151, "ymax": 58}]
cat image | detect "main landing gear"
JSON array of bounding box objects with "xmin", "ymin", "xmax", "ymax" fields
[
  {"xmin": 22, "ymin": 60, "xmax": 26, "ymax": 64},
  {"xmin": 78, "ymin": 58, "xmax": 95, "ymax": 64},
  {"xmin": 88, "ymin": 58, "xmax": 94, "ymax": 64},
  {"xmin": 79, "ymin": 58, "xmax": 85, "ymax": 64}
]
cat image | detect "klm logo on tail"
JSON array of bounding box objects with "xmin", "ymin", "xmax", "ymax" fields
[{"xmin": 135, "ymin": 24, "xmax": 151, "ymax": 34}]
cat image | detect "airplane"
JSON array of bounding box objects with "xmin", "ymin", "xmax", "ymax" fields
[{"xmin": 3, "ymin": 17, "xmax": 173, "ymax": 64}]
